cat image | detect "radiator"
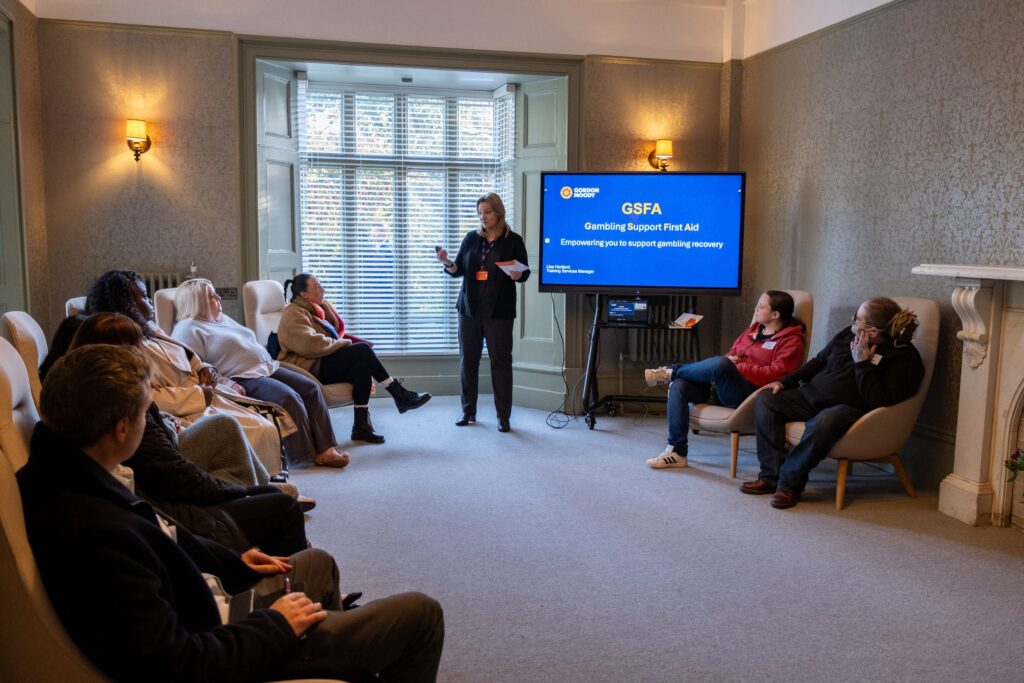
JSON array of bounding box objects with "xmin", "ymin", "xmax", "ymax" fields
[
  {"xmin": 140, "ymin": 271, "xmax": 182, "ymax": 295},
  {"xmin": 627, "ymin": 296, "xmax": 698, "ymax": 363}
]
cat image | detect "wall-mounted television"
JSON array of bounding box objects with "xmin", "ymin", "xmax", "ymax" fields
[{"xmin": 537, "ymin": 172, "xmax": 745, "ymax": 296}]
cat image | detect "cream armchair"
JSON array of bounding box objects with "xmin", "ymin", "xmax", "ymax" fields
[
  {"xmin": 242, "ymin": 280, "xmax": 355, "ymax": 408},
  {"xmin": 688, "ymin": 290, "xmax": 814, "ymax": 478},
  {"xmin": 784, "ymin": 296, "xmax": 939, "ymax": 510},
  {"xmin": 153, "ymin": 286, "xmax": 179, "ymax": 335},
  {"xmin": 0, "ymin": 337, "xmax": 100, "ymax": 680},
  {"xmin": 65, "ymin": 296, "xmax": 87, "ymax": 317},
  {"xmin": 1, "ymin": 312, "xmax": 49, "ymax": 410}
]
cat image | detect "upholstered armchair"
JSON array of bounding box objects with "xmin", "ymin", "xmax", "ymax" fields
[
  {"xmin": 242, "ymin": 280, "xmax": 355, "ymax": 408},
  {"xmin": 784, "ymin": 296, "xmax": 939, "ymax": 510},
  {"xmin": 688, "ymin": 290, "xmax": 814, "ymax": 477},
  {"xmin": 64, "ymin": 296, "xmax": 87, "ymax": 317},
  {"xmin": 1, "ymin": 312, "xmax": 48, "ymax": 410}
]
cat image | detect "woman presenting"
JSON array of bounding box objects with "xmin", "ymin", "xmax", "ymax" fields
[{"xmin": 436, "ymin": 192, "xmax": 530, "ymax": 433}]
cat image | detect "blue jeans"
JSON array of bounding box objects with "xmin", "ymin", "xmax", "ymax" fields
[
  {"xmin": 754, "ymin": 388, "xmax": 864, "ymax": 493},
  {"xmin": 667, "ymin": 356, "xmax": 757, "ymax": 453}
]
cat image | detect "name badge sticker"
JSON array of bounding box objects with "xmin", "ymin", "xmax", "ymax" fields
[
  {"xmin": 475, "ymin": 270, "xmax": 489, "ymax": 281},
  {"xmin": 870, "ymin": 353, "xmax": 883, "ymax": 366},
  {"xmin": 762, "ymin": 341, "xmax": 777, "ymax": 350}
]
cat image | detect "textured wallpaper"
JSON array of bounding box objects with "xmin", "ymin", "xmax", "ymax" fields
[
  {"xmin": 580, "ymin": 56, "xmax": 726, "ymax": 376},
  {"xmin": 36, "ymin": 22, "xmax": 241, "ymax": 331},
  {"xmin": 733, "ymin": 0, "xmax": 1024, "ymax": 477}
]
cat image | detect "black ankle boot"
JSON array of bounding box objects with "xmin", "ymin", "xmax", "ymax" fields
[
  {"xmin": 351, "ymin": 407, "xmax": 385, "ymax": 443},
  {"xmin": 386, "ymin": 381, "xmax": 432, "ymax": 414}
]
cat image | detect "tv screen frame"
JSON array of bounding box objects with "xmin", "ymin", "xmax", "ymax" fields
[{"xmin": 537, "ymin": 171, "xmax": 746, "ymax": 297}]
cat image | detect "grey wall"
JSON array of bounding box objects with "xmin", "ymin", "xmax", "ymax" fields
[
  {"xmin": 733, "ymin": 0, "xmax": 1024, "ymax": 485},
  {"xmin": 577, "ymin": 56, "xmax": 728, "ymax": 400},
  {"xmin": 36, "ymin": 21, "xmax": 242, "ymax": 331}
]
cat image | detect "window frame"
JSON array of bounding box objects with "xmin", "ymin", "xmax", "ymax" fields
[{"xmin": 297, "ymin": 81, "xmax": 514, "ymax": 355}]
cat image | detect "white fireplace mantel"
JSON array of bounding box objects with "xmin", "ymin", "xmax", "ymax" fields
[{"xmin": 912, "ymin": 263, "xmax": 1024, "ymax": 526}]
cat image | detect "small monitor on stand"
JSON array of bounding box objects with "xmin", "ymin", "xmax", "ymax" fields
[{"xmin": 607, "ymin": 298, "xmax": 649, "ymax": 324}]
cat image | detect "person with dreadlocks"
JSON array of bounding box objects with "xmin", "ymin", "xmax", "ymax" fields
[
  {"xmin": 87, "ymin": 270, "xmax": 286, "ymax": 476},
  {"xmin": 741, "ymin": 297, "xmax": 924, "ymax": 509}
]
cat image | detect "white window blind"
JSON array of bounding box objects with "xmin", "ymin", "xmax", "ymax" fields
[{"xmin": 297, "ymin": 82, "xmax": 515, "ymax": 355}]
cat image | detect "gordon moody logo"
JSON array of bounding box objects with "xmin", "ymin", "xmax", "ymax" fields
[{"xmin": 561, "ymin": 185, "xmax": 600, "ymax": 199}]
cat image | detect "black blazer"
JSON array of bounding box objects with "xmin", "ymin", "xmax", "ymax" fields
[
  {"xmin": 19, "ymin": 423, "xmax": 298, "ymax": 682},
  {"xmin": 447, "ymin": 228, "xmax": 530, "ymax": 320}
]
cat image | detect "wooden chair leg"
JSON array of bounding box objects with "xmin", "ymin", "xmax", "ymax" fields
[
  {"xmin": 882, "ymin": 454, "xmax": 917, "ymax": 498},
  {"xmin": 729, "ymin": 432, "xmax": 739, "ymax": 478},
  {"xmin": 835, "ymin": 459, "xmax": 849, "ymax": 511}
]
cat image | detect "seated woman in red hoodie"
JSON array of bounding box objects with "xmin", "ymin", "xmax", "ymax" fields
[{"xmin": 644, "ymin": 290, "xmax": 806, "ymax": 469}]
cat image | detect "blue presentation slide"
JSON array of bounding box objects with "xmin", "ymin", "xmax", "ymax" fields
[{"xmin": 539, "ymin": 173, "xmax": 744, "ymax": 291}]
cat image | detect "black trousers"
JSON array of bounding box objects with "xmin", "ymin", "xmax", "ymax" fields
[
  {"xmin": 316, "ymin": 342, "xmax": 389, "ymax": 405},
  {"xmin": 219, "ymin": 485, "xmax": 308, "ymax": 556},
  {"xmin": 458, "ymin": 313, "xmax": 514, "ymax": 420},
  {"xmin": 256, "ymin": 549, "xmax": 445, "ymax": 683}
]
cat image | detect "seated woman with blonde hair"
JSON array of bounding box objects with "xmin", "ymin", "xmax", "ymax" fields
[{"xmin": 172, "ymin": 278, "xmax": 350, "ymax": 468}]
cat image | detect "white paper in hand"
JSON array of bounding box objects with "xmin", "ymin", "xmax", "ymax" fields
[{"xmin": 495, "ymin": 260, "xmax": 529, "ymax": 275}]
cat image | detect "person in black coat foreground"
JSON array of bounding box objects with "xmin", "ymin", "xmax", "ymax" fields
[
  {"xmin": 741, "ymin": 297, "xmax": 924, "ymax": 509},
  {"xmin": 19, "ymin": 344, "xmax": 444, "ymax": 682}
]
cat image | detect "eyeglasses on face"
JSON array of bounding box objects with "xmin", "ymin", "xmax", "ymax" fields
[{"xmin": 850, "ymin": 315, "xmax": 879, "ymax": 332}]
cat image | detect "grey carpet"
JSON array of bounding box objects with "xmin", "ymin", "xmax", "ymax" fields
[{"xmin": 289, "ymin": 395, "xmax": 1024, "ymax": 682}]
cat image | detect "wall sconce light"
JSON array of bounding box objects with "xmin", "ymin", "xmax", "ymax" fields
[
  {"xmin": 126, "ymin": 119, "xmax": 151, "ymax": 162},
  {"xmin": 648, "ymin": 139, "xmax": 673, "ymax": 172}
]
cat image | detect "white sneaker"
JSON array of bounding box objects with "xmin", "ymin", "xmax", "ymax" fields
[
  {"xmin": 646, "ymin": 446, "xmax": 688, "ymax": 469},
  {"xmin": 644, "ymin": 367, "xmax": 673, "ymax": 387}
]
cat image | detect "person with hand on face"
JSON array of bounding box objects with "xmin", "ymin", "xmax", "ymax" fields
[
  {"xmin": 173, "ymin": 278, "xmax": 350, "ymax": 469},
  {"xmin": 436, "ymin": 192, "xmax": 530, "ymax": 433},
  {"xmin": 741, "ymin": 297, "xmax": 923, "ymax": 509},
  {"xmin": 277, "ymin": 274, "xmax": 431, "ymax": 445},
  {"xmin": 20, "ymin": 344, "xmax": 446, "ymax": 682},
  {"xmin": 643, "ymin": 290, "xmax": 805, "ymax": 469}
]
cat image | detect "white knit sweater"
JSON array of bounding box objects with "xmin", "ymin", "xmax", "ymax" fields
[{"xmin": 171, "ymin": 316, "xmax": 279, "ymax": 379}]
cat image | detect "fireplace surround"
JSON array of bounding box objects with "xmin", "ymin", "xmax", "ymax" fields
[{"xmin": 912, "ymin": 264, "xmax": 1024, "ymax": 526}]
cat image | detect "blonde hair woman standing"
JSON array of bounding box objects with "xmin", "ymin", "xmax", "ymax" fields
[{"xmin": 435, "ymin": 192, "xmax": 530, "ymax": 433}]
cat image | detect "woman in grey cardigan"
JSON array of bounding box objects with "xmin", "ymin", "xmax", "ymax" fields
[{"xmin": 173, "ymin": 279, "xmax": 350, "ymax": 468}]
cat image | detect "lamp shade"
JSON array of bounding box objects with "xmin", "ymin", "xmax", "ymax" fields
[
  {"xmin": 126, "ymin": 119, "xmax": 148, "ymax": 141},
  {"xmin": 654, "ymin": 139, "xmax": 673, "ymax": 159}
]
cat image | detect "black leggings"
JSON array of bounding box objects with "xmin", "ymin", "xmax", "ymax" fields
[
  {"xmin": 219, "ymin": 485, "xmax": 308, "ymax": 556},
  {"xmin": 315, "ymin": 342, "xmax": 389, "ymax": 405}
]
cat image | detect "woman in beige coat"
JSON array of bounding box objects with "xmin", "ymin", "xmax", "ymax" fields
[
  {"xmin": 87, "ymin": 270, "xmax": 286, "ymax": 476},
  {"xmin": 277, "ymin": 273, "xmax": 431, "ymax": 443}
]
